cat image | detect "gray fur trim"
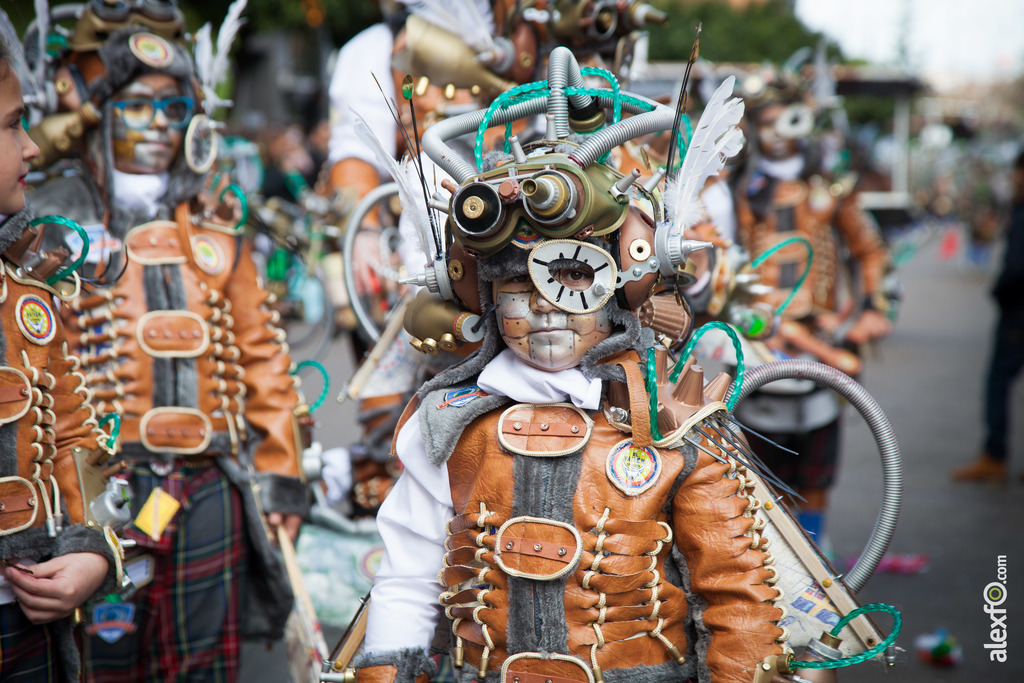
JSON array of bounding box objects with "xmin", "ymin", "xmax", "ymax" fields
[
  {"xmin": 0, "ymin": 207, "xmax": 33, "ymax": 254},
  {"xmin": 418, "ymin": 385, "xmax": 510, "ymax": 467},
  {"xmin": 92, "ymin": 29, "xmax": 195, "ymax": 104},
  {"xmin": 578, "ymin": 298, "xmax": 642, "ymax": 383},
  {"xmin": 505, "ymin": 452, "xmax": 581, "ymax": 654},
  {"xmin": 418, "ymin": 298, "xmax": 503, "ymax": 397},
  {"xmin": 482, "ymin": 150, "xmax": 513, "ymax": 172},
  {"xmin": 52, "ymin": 523, "xmax": 120, "ymax": 598},
  {"xmin": 256, "ymin": 472, "xmax": 310, "ymax": 517},
  {"xmin": 353, "ymin": 647, "xmax": 436, "ymax": 681},
  {"xmin": 475, "ymin": 243, "xmax": 530, "ymax": 282},
  {"xmin": 52, "ymin": 617, "xmax": 82, "ymax": 683}
]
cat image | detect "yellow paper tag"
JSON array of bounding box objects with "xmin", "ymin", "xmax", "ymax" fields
[{"xmin": 133, "ymin": 487, "xmax": 181, "ymax": 541}]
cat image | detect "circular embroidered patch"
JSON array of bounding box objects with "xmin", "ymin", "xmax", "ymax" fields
[
  {"xmin": 512, "ymin": 224, "xmax": 541, "ymax": 248},
  {"xmin": 129, "ymin": 33, "xmax": 174, "ymax": 69},
  {"xmin": 192, "ymin": 236, "xmax": 224, "ymax": 274},
  {"xmin": 606, "ymin": 440, "xmax": 661, "ymax": 497},
  {"xmin": 16, "ymin": 294, "xmax": 56, "ymax": 345}
]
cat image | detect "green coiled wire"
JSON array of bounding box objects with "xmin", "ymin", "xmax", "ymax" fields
[
  {"xmin": 644, "ymin": 347, "xmax": 664, "ymax": 441},
  {"xmin": 472, "ymin": 69, "xmax": 690, "ymax": 171},
  {"xmin": 98, "ymin": 413, "xmax": 121, "ymax": 447},
  {"xmin": 218, "ymin": 183, "xmax": 249, "ymax": 232},
  {"xmin": 749, "ymin": 236, "xmax": 814, "ymax": 316},
  {"xmin": 292, "ymin": 360, "xmax": 330, "ymax": 412},
  {"xmin": 669, "ymin": 321, "xmax": 745, "ymax": 411},
  {"xmin": 29, "ymin": 216, "xmax": 89, "ymax": 285},
  {"xmin": 791, "ymin": 603, "xmax": 902, "ymax": 670}
]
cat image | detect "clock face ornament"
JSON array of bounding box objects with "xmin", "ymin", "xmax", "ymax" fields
[{"xmin": 527, "ymin": 239, "xmax": 618, "ymax": 315}]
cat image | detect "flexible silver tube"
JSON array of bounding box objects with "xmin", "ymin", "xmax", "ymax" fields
[
  {"xmin": 421, "ymin": 89, "xmax": 667, "ymax": 183},
  {"xmin": 726, "ymin": 359, "xmax": 902, "ymax": 593},
  {"xmin": 569, "ymin": 106, "xmax": 677, "ymax": 169},
  {"xmin": 421, "ymin": 97, "xmax": 549, "ymax": 183},
  {"xmin": 546, "ymin": 47, "xmax": 594, "ymax": 139}
]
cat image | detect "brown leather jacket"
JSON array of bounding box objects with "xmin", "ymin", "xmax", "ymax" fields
[
  {"xmin": 61, "ymin": 203, "xmax": 304, "ymax": 496},
  {"xmin": 366, "ymin": 357, "xmax": 785, "ymax": 683},
  {"xmin": 0, "ymin": 208, "xmax": 117, "ymax": 683},
  {"xmin": 736, "ymin": 175, "xmax": 889, "ymax": 319}
]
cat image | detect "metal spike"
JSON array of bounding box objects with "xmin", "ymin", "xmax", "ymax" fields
[{"xmin": 684, "ymin": 435, "xmax": 727, "ymax": 465}]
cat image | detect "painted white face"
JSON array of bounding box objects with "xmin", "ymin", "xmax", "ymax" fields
[
  {"xmin": 755, "ymin": 103, "xmax": 799, "ymax": 161},
  {"xmin": 111, "ymin": 73, "xmax": 185, "ymax": 174},
  {"xmin": 493, "ymin": 274, "xmax": 613, "ymax": 372},
  {"xmin": 0, "ymin": 72, "xmax": 40, "ymax": 215}
]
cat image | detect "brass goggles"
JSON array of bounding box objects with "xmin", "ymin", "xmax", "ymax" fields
[{"xmin": 448, "ymin": 156, "xmax": 629, "ymax": 258}]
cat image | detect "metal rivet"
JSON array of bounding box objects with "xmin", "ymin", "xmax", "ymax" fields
[
  {"xmin": 166, "ymin": 428, "xmax": 175, "ymax": 437},
  {"xmin": 147, "ymin": 428, "xmax": 155, "ymax": 436},
  {"xmin": 199, "ymin": 429, "xmax": 206, "ymax": 437},
  {"xmin": 546, "ymin": 679, "xmax": 553, "ymax": 683},
  {"xmin": 505, "ymin": 541, "xmax": 514, "ymax": 550},
  {"xmin": 27, "ymin": 498, "xmax": 36, "ymax": 507},
  {"xmin": 149, "ymin": 238, "xmax": 158, "ymax": 246},
  {"xmin": 181, "ymin": 429, "xmax": 189, "ymax": 437},
  {"xmin": 571, "ymin": 425, "xmax": 580, "ymax": 433},
  {"xmin": 180, "ymin": 330, "xmax": 188, "ymax": 338},
  {"xmin": 558, "ymin": 547, "xmax": 567, "ymax": 556},
  {"xmin": 148, "ymin": 329, "xmax": 157, "ymax": 337},
  {"xmin": 20, "ymin": 388, "xmax": 28, "ymax": 396},
  {"xmin": 0, "ymin": 502, "xmax": 5, "ymax": 510},
  {"xmin": 534, "ymin": 543, "xmax": 543, "ymax": 552},
  {"xmin": 513, "ymin": 422, "xmax": 522, "ymax": 430},
  {"xmin": 540, "ymin": 423, "xmax": 549, "ymax": 431}
]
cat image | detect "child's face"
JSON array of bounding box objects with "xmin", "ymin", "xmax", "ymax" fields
[
  {"xmin": 0, "ymin": 71, "xmax": 40, "ymax": 216},
  {"xmin": 493, "ymin": 274, "xmax": 613, "ymax": 372},
  {"xmin": 111, "ymin": 73, "xmax": 186, "ymax": 175}
]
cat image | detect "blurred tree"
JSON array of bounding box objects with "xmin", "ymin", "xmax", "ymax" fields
[{"xmin": 647, "ymin": 0, "xmax": 836, "ymax": 64}]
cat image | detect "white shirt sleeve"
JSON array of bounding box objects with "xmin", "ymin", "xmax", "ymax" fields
[
  {"xmin": 327, "ymin": 23, "xmax": 397, "ymax": 171},
  {"xmin": 363, "ymin": 410, "xmax": 453, "ymax": 653}
]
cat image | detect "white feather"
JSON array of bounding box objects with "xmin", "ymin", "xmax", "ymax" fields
[
  {"xmin": 664, "ymin": 75, "xmax": 745, "ymax": 231},
  {"xmin": 212, "ymin": 0, "xmax": 247, "ymax": 87},
  {"xmin": 402, "ymin": 0, "xmax": 494, "ymax": 53},
  {"xmin": 352, "ymin": 110, "xmax": 434, "ymax": 260},
  {"xmin": 33, "ymin": 0, "xmax": 49, "ymax": 87},
  {"xmin": 193, "ymin": 23, "xmax": 215, "ymax": 98}
]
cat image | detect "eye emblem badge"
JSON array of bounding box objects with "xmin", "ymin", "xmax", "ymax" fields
[{"xmin": 527, "ymin": 240, "xmax": 617, "ymax": 314}]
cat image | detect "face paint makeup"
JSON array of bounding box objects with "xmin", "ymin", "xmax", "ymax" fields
[
  {"xmin": 493, "ymin": 275, "xmax": 613, "ymax": 372},
  {"xmin": 111, "ymin": 74, "xmax": 186, "ymax": 174}
]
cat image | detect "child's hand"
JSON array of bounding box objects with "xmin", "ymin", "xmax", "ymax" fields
[{"xmin": 6, "ymin": 552, "xmax": 109, "ymax": 624}]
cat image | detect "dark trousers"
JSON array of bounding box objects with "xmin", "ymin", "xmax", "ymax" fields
[{"xmin": 984, "ymin": 309, "xmax": 1024, "ymax": 461}]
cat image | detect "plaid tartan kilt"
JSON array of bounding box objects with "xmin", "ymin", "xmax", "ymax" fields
[
  {"xmin": 83, "ymin": 463, "xmax": 247, "ymax": 683},
  {"xmin": 0, "ymin": 603, "xmax": 61, "ymax": 682}
]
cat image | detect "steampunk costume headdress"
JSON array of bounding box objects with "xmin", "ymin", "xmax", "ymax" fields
[{"xmin": 366, "ymin": 46, "xmax": 743, "ymax": 387}]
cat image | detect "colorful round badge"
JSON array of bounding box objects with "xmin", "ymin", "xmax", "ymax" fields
[
  {"xmin": 192, "ymin": 236, "xmax": 225, "ymax": 275},
  {"xmin": 16, "ymin": 294, "xmax": 56, "ymax": 345},
  {"xmin": 129, "ymin": 33, "xmax": 174, "ymax": 69},
  {"xmin": 606, "ymin": 440, "xmax": 661, "ymax": 497}
]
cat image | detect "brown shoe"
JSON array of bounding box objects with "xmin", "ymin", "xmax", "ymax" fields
[{"xmin": 952, "ymin": 454, "xmax": 1008, "ymax": 482}]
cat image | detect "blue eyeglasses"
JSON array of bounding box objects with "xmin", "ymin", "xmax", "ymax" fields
[{"xmin": 111, "ymin": 96, "xmax": 194, "ymax": 130}]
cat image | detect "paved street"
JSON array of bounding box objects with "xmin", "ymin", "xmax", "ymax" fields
[{"xmin": 244, "ymin": 231, "xmax": 1024, "ymax": 681}]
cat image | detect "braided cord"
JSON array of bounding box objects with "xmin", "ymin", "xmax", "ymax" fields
[{"xmin": 792, "ymin": 603, "xmax": 902, "ymax": 670}]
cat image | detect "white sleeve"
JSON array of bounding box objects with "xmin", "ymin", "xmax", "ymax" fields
[
  {"xmin": 700, "ymin": 178, "xmax": 737, "ymax": 243},
  {"xmin": 327, "ymin": 23, "xmax": 397, "ymax": 171},
  {"xmin": 363, "ymin": 411, "xmax": 453, "ymax": 653}
]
